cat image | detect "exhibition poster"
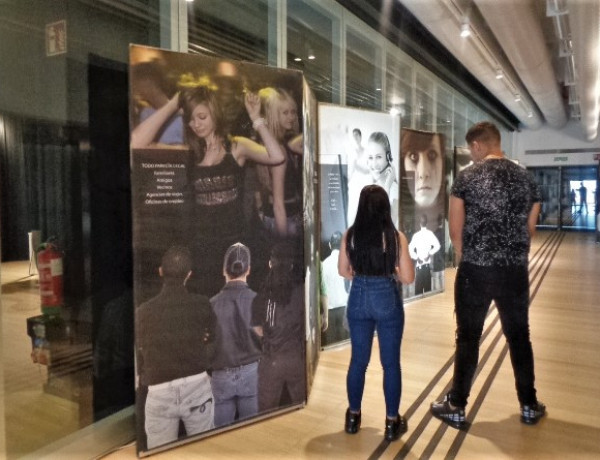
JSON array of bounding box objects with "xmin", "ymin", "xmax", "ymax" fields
[
  {"xmin": 400, "ymin": 128, "xmax": 446, "ymax": 299},
  {"xmin": 301, "ymin": 79, "xmax": 320, "ymax": 390},
  {"xmin": 129, "ymin": 44, "xmax": 310, "ymax": 456},
  {"xmin": 317, "ymin": 104, "xmax": 400, "ymax": 347}
]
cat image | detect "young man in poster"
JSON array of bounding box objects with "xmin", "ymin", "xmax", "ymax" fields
[{"xmin": 136, "ymin": 246, "xmax": 216, "ymax": 450}]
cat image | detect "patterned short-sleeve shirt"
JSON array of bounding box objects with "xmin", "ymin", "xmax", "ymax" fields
[{"xmin": 451, "ymin": 158, "xmax": 541, "ymax": 267}]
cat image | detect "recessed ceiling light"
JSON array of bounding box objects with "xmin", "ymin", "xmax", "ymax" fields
[{"xmin": 460, "ymin": 22, "xmax": 471, "ymax": 38}]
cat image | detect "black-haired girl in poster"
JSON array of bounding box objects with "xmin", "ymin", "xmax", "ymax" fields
[{"xmin": 251, "ymin": 241, "xmax": 306, "ymax": 412}]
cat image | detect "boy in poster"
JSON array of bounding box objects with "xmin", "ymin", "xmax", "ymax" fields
[
  {"xmin": 210, "ymin": 243, "xmax": 261, "ymax": 427},
  {"xmin": 135, "ymin": 246, "xmax": 215, "ymax": 450}
]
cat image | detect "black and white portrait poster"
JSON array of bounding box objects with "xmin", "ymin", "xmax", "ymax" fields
[
  {"xmin": 454, "ymin": 145, "xmax": 473, "ymax": 176},
  {"xmin": 317, "ymin": 104, "xmax": 400, "ymax": 348},
  {"xmin": 129, "ymin": 44, "xmax": 310, "ymax": 456},
  {"xmin": 400, "ymin": 128, "xmax": 446, "ymax": 300}
]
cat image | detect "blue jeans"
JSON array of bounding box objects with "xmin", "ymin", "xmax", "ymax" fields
[
  {"xmin": 211, "ymin": 361, "xmax": 259, "ymax": 427},
  {"xmin": 145, "ymin": 372, "xmax": 214, "ymax": 450},
  {"xmin": 346, "ymin": 276, "xmax": 404, "ymax": 418},
  {"xmin": 450, "ymin": 262, "xmax": 537, "ymax": 408}
]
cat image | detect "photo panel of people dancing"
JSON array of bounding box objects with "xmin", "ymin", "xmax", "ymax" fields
[
  {"xmin": 318, "ymin": 104, "xmax": 400, "ymax": 347},
  {"xmin": 129, "ymin": 45, "xmax": 310, "ymax": 456}
]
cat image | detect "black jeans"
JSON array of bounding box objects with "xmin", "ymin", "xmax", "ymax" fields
[{"xmin": 449, "ymin": 262, "xmax": 537, "ymax": 408}]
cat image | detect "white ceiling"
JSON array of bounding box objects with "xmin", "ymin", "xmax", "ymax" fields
[{"xmin": 399, "ymin": 0, "xmax": 600, "ymax": 141}]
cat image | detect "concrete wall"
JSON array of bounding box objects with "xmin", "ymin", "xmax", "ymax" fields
[{"xmin": 513, "ymin": 120, "xmax": 600, "ymax": 167}]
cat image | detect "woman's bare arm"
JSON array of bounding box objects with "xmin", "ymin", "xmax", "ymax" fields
[
  {"xmin": 232, "ymin": 92, "xmax": 285, "ymax": 166},
  {"xmin": 395, "ymin": 231, "xmax": 415, "ymax": 285},
  {"xmin": 130, "ymin": 94, "xmax": 180, "ymax": 148},
  {"xmin": 337, "ymin": 231, "xmax": 354, "ymax": 280}
]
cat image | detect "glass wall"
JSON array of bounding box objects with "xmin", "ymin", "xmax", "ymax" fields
[
  {"xmin": 0, "ymin": 0, "xmax": 516, "ymax": 457},
  {"xmin": 385, "ymin": 54, "xmax": 413, "ymax": 127},
  {"xmin": 287, "ymin": 0, "xmax": 340, "ymax": 103},
  {"xmin": 345, "ymin": 26, "xmax": 382, "ymax": 110},
  {"xmin": 414, "ymin": 71, "xmax": 434, "ymax": 131},
  {"xmin": 0, "ymin": 1, "xmax": 167, "ymax": 457},
  {"xmin": 187, "ymin": 0, "xmax": 270, "ymax": 64}
]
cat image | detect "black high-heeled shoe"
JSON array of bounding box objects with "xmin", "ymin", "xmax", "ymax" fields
[
  {"xmin": 384, "ymin": 414, "xmax": 407, "ymax": 441},
  {"xmin": 345, "ymin": 408, "xmax": 361, "ymax": 434}
]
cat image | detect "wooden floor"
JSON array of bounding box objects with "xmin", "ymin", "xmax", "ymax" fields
[
  {"xmin": 0, "ymin": 262, "xmax": 84, "ymax": 459},
  {"xmin": 97, "ymin": 230, "xmax": 600, "ymax": 460}
]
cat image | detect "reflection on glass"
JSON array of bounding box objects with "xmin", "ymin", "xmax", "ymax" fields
[
  {"xmin": 188, "ymin": 0, "xmax": 269, "ymax": 63},
  {"xmin": 346, "ymin": 30, "xmax": 381, "ymax": 110},
  {"xmin": 415, "ymin": 72, "xmax": 433, "ymax": 130},
  {"xmin": 287, "ymin": 1, "xmax": 336, "ymax": 103},
  {"xmin": 386, "ymin": 54, "xmax": 412, "ymax": 126}
]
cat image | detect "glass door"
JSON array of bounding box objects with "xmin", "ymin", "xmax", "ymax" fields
[
  {"xmin": 531, "ymin": 167, "xmax": 561, "ymax": 229},
  {"xmin": 530, "ymin": 166, "xmax": 597, "ymax": 231},
  {"xmin": 561, "ymin": 166, "xmax": 597, "ymax": 231}
]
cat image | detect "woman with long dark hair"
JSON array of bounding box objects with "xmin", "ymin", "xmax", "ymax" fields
[{"xmin": 338, "ymin": 184, "xmax": 414, "ymax": 441}]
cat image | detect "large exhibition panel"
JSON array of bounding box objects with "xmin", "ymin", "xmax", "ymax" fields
[{"xmin": 129, "ymin": 45, "xmax": 316, "ymax": 456}]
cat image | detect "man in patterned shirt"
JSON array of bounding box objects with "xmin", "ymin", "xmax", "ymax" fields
[{"xmin": 430, "ymin": 121, "xmax": 545, "ymax": 428}]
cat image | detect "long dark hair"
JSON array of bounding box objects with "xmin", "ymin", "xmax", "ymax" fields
[
  {"xmin": 347, "ymin": 185, "xmax": 398, "ymax": 274},
  {"xmin": 259, "ymin": 241, "xmax": 302, "ymax": 305},
  {"xmin": 179, "ymin": 86, "xmax": 231, "ymax": 163}
]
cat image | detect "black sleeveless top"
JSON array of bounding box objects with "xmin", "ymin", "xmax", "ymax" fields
[{"xmin": 189, "ymin": 152, "xmax": 244, "ymax": 238}]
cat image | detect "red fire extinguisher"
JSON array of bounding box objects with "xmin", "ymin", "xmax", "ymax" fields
[{"xmin": 37, "ymin": 242, "xmax": 64, "ymax": 314}]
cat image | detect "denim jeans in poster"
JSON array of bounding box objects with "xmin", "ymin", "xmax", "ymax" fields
[
  {"xmin": 346, "ymin": 275, "xmax": 404, "ymax": 419},
  {"xmin": 211, "ymin": 360, "xmax": 259, "ymax": 427},
  {"xmin": 145, "ymin": 372, "xmax": 214, "ymax": 450},
  {"xmin": 450, "ymin": 262, "xmax": 537, "ymax": 408}
]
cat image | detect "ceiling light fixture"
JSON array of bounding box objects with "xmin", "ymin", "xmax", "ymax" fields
[
  {"xmin": 496, "ymin": 69, "xmax": 504, "ymax": 79},
  {"xmin": 515, "ymin": 93, "xmax": 521, "ymax": 101},
  {"xmin": 460, "ymin": 22, "xmax": 471, "ymax": 38}
]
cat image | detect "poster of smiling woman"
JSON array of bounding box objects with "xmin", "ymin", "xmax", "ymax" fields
[
  {"xmin": 129, "ymin": 44, "xmax": 315, "ymax": 456},
  {"xmin": 400, "ymin": 128, "xmax": 446, "ymax": 299},
  {"xmin": 318, "ymin": 104, "xmax": 400, "ymax": 347}
]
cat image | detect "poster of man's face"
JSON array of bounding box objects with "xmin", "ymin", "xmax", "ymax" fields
[
  {"xmin": 129, "ymin": 45, "xmax": 310, "ymax": 455},
  {"xmin": 317, "ymin": 104, "xmax": 400, "ymax": 347},
  {"xmin": 400, "ymin": 128, "xmax": 446, "ymax": 299}
]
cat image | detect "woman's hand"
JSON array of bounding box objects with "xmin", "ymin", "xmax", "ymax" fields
[
  {"xmin": 130, "ymin": 93, "xmax": 181, "ymax": 148},
  {"xmin": 244, "ymin": 91, "xmax": 261, "ymax": 121}
]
